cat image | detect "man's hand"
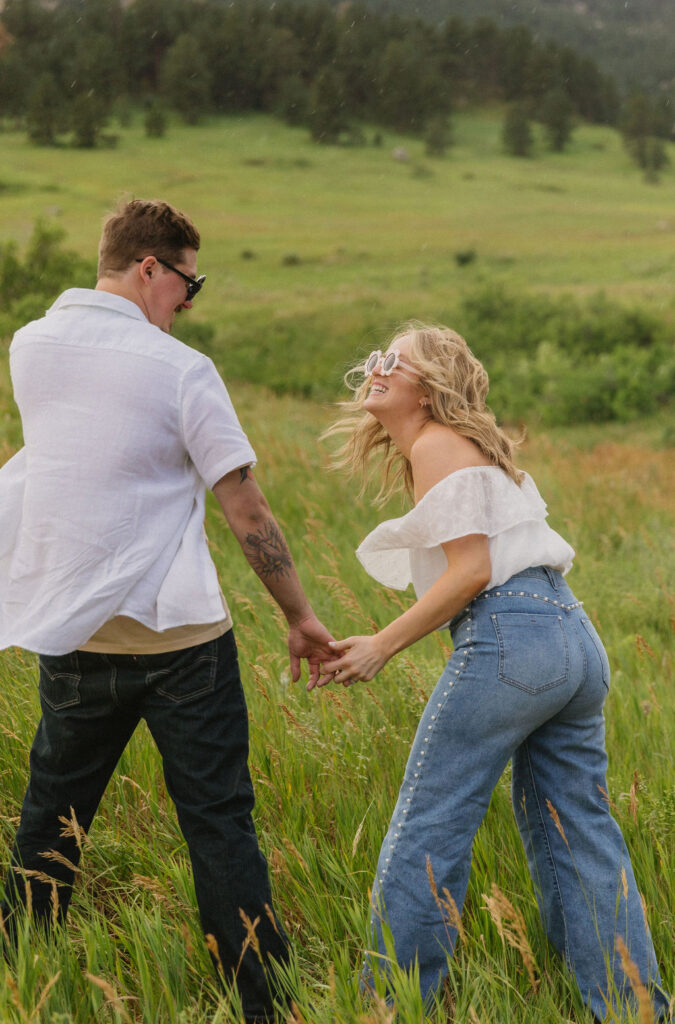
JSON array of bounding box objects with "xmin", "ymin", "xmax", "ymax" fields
[{"xmin": 288, "ymin": 614, "xmax": 336, "ymax": 691}]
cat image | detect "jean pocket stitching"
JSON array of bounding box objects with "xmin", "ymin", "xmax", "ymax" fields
[
  {"xmin": 150, "ymin": 653, "xmax": 218, "ymax": 703},
  {"xmin": 492, "ymin": 613, "xmax": 569, "ymax": 693},
  {"xmin": 38, "ymin": 662, "xmax": 82, "ymax": 711}
]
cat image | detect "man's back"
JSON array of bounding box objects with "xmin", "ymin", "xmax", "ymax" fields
[{"xmin": 2, "ymin": 287, "xmax": 254, "ymax": 655}]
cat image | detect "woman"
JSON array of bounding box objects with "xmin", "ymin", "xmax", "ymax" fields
[{"xmin": 321, "ymin": 324, "xmax": 668, "ymax": 1021}]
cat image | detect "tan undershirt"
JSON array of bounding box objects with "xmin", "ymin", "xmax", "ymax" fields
[{"xmin": 79, "ymin": 592, "xmax": 232, "ymax": 654}]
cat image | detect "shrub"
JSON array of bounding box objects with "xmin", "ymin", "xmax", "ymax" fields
[
  {"xmin": 457, "ymin": 285, "xmax": 673, "ymax": 426},
  {"xmin": 0, "ymin": 222, "xmax": 95, "ymax": 340}
]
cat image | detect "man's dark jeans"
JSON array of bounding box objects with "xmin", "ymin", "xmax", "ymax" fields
[{"xmin": 1, "ymin": 630, "xmax": 290, "ymax": 1020}]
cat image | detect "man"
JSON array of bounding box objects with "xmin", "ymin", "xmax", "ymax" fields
[{"xmin": 0, "ymin": 199, "xmax": 333, "ymax": 1021}]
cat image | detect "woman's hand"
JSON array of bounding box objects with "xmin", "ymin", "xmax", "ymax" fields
[{"xmin": 312, "ymin": 634, "xmax": 391, "ymax": 690}]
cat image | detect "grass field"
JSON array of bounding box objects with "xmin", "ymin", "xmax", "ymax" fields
[
  {"xmin": 0, "ymin": 111, "xmax": 673, "ymax": 1022},
  {"xmin": 2, "ymin": 111, "xmax": 674, "ymax": 386},
  {"xmin": 0, "ymin": 363, "xmax": 672, "ymax": 1022}
]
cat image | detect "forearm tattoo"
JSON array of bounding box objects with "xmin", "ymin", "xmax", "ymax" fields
[
  {"xmin": 244, "ymin": 520, "xmax": 292, "ymax": 579},
  {"xmin": 239, "ymin": 466, "xmax": 250, "ymax": 484}
]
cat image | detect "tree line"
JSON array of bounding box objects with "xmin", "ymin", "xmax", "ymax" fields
[
  {"xmin": 0, "ymin": 0, "xmax": 670, "ymax": 175},
  {"xmin": 0, "ymin": 0, "xmax": 617, "ymax": 138}
]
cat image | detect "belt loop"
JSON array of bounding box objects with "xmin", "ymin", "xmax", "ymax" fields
[{"xmin": 543, "ymin": 566, "xmax": 559, "ymax": 590}]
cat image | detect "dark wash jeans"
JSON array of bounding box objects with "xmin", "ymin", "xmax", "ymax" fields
[{"xmin": 1, "ymin": 630, "xmax": 289, "ymax": 1020}]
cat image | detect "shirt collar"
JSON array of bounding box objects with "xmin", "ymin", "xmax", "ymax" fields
[{"xmin": 47, "ymin": 288, "xmax": 149, "ymax": 323}]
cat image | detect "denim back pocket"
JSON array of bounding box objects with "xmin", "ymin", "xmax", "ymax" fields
[
  {"xmin": 38, "ymin": 654, "xmax": 82, "ymax": 711},
  {"xmin": 492, "ymin": 612, "xmax": 569, "ymax": 693},
  {"xmin": 147, "ymin": 642, "xmax": 218, "ymax": 704}
]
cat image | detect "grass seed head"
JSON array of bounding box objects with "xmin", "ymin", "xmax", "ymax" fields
[{"xmin": 615, "ymin": 935, "xmax": 653, "ymax": 1024}]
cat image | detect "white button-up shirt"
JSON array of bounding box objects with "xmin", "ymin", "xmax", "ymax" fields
[{"xmin": 0, "ymin": 289, "xmax": 256, "ymax": 655}]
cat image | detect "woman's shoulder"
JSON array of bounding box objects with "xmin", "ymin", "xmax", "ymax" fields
[{"xmin": 411, "ymin": 424, "xmax": 492, "ymax": 500}]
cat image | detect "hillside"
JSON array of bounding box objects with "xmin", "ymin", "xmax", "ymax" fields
[{"xmin": 351, "ymin": 0, "xmax": 675, "ymax": 96}]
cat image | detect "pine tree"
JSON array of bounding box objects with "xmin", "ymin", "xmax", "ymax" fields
[
  {"xmin": 540, "ymin": 88, "xmax": 574, "ymax": 152},
  {"xmin": 502, "ymin": 103, "xmax": 533, "ymax": 157},
  {"xmin": 26, "ymin": 73, "xmax": 62, "ymax": 145},
  {"xmin": 144, "ymin": 99, "xmax": 167, "ymax": 138},
  {"xmin": 71, "ymin": 92, "xmax": 107, "ymax": 148},
  {"xmin": 160, "ymin": 34, "xmax": 212, "ymax": 124},
  {"xmin": 308, "ymin": 68, "xmax": 348, "ymax": 144}
]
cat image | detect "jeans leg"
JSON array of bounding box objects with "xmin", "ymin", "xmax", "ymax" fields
[
  {"xmin": 2, "ymin": 652, "xmax": 138, "ymax": 931},
  {"xmin": 512, "ymin": 635, "xmax": 668, "ymax": 1020},
  {"xmin": 368, "ymin": 622, "xmax": 523, "ymax": 1002},
  {"xmin": 141, "ymin": 631, "xmax": 290, "ymax": 1021}
]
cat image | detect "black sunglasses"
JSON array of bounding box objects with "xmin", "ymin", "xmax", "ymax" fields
[{"xmin": 136, "ymin": 257, "xmax": 206, "ymax": 301}]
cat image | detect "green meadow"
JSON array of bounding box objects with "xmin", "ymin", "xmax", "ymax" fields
[{"xmin": 0, "ymin": 111, "xmax": 673, "ymax": 1022}]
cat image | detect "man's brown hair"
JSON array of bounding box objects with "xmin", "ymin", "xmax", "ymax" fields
[{"xmin": 98, "ymin": 199, "xmax": 200, "ymax": 277}]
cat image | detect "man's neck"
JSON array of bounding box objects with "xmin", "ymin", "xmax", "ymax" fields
[{"xmin": 96, "ymin": 276, "xmax": 149, "ymax": 320}]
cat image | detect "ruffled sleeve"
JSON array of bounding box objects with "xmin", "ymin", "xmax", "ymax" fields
[{"xmin": 355, "ymin": 467, "xmax": 548, "ymax": 590}]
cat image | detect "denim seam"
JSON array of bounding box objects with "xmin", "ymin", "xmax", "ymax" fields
[
  {"xmin": 522, "ymin": 740, "xmax": 571, "ymax": 965},
  {"xmin": 110, "ymin": 664, "xmax": 121, "ymax": 707},
  {"xmin": 574, "ymin": 620, "xmax": 588, "ymax": 699},
  {"xmin": 378, "ymin": 612, "xmax": 474, "ymax": 887}
]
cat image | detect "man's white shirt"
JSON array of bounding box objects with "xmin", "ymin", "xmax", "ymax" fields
[{"xmin": 0, "ymin": 288, "xmax": 255, "ymax": 655}]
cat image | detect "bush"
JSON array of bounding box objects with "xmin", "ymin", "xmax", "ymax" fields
[
  {"xmin": 424, "ymin": 115, "xmax": 452, "ymax": 157},
  {"xmin": 0, "ymin": 222, "xmax": 95, "ymax": 340},
  {"xmin": 457, "ymin": 284, "xmax": 673, "ymax": 426}
]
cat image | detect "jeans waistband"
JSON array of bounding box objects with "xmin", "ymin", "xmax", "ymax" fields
[
  {"xmin": 503, "ymin": 565, "xmax": 563, "ymax": 587},
  {"xmin": 449, "ymin": 565, "xmax": 565, "ymax": 631}
]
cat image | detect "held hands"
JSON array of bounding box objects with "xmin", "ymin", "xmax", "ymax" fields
[
  {"xmin": 288, "ymin": 614, "xmax": 336, "ymax": 691},
  {"xmin": 310, "ymin": 633, "xmax": 390, "ymax": 691}
]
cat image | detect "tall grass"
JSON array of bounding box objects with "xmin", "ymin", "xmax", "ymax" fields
[{"xmin": 0, "ymin": 369, "xmax": 672, "ymax": 1022}]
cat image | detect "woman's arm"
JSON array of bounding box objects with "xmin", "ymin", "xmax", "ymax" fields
[
  {"xmin": 316, "ymin": 425, "xmax": 493, "ymax": 690},
  {"xmin": 317, "ymin": 532, "xmax": 490, "ymax": 689}
]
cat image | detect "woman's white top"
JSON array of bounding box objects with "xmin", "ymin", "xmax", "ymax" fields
[{"xmin": 356, "ymin": 466, "xmax": 574, "ymax": 600}]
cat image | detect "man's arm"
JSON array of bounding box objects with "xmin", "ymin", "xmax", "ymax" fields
[{"xmin": 212, "ymin": 465, "xmax": 334, "ymax": 688}]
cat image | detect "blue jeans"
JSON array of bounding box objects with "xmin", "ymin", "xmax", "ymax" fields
[
  {"xmin": 367, "ymin": 568, "xmax": 668, "ymax": 1020},
  {"xmin": 1, "ymin": 630, "xmax": 289, "ymax": 1021}
]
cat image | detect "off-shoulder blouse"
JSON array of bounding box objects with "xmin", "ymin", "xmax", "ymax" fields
[{"xmin": 356, "ymin": 466, "xmax": 574, "ymax": 599}]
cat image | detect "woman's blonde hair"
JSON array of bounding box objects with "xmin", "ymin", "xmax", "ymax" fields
[{"xmin": 325, "ymin": 321, "xmax": 524, "ymax": 504}]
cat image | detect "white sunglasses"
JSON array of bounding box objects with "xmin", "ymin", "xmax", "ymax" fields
[{"xmin": 363, "ymin": 349, "xmax": 401, "ymax": 376}]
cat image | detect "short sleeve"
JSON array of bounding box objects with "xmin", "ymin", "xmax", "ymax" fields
[
  {"xmin": 180, "ymin": 357, "xmax": 256, "ymax": 488},
  {"xmin": 356, "ymin": 468, "xmax": 548, "ymax": 589}
]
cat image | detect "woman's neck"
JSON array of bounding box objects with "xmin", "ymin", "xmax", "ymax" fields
[{"xmin": 383, "ymin": 411, "xmax": 434, "ymax": 460}]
